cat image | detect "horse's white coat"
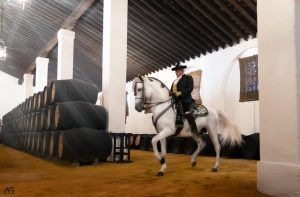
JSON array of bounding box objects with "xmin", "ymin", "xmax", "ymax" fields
[{"xmin": 133, "ymin": 77, "xmax": 242, "ymax": 175}]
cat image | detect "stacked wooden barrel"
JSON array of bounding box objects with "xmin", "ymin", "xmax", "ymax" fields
[{"xmin": 1, "ymin": 79, "xmax": 112, "ymax": 163}]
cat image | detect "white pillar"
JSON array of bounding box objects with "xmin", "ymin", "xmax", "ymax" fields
[
  {"xmin": 35, "ymin": 57, "xmax": 49, "ymax": 92},
  {"xmin": 23, "ymin": 73, "xmax": 34, "ymax": 100},
  {"xmin": 257, "ymin": 0, "xmax": 300, "ymax": 196},
  {"xmin": 57, "ymin": 29, "xmax": 75, "ymax": 80},
  {"xmin": 102, "ymin": 0, "xmax": 128, "ymax": 133}
]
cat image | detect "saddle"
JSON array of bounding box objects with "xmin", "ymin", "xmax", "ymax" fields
[
  {"xmin": 174, "ymin": 104, "xmax": 209, "ymax": 135},
  {"xmin": 191, "ymin": 105, "xmax": 209, "ymax": 118},
  {"xmin": 176, "ymin": 105, "xmax": 209, "ymax": 126}
]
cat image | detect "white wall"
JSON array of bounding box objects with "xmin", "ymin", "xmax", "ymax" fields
[
  {"xmin": 125, "ymin": 38, "xmax": 258, "ymax": 135},
  {"xmin": 256, "ymin": 0, "xmax": 300, "ymax": 195},
  {"xmin": 0, "ymin": 71, "xmax": 23, "ymax": 119}
]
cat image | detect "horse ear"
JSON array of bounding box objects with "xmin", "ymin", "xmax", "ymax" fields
[{"xmin": 138, "ymin": 74, "xmax": 143, "ymax": 81}]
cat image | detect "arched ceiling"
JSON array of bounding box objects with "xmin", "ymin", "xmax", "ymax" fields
[{"xmin": 0, "ymin": 0, "xmax": 257, "ymax": 89}]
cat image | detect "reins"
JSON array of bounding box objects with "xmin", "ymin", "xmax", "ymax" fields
[
  {"xmin": 144, "ymin": 98, "xmax": 173, "ymax": 109},
  {"xmin": 152, "ymin": 99, "xmax": 175, "ymax": 129}
]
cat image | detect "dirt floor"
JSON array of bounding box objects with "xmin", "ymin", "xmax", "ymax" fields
[{"xmin": 0, "ymin": 144, "xmax": 269, "ymax": 197}]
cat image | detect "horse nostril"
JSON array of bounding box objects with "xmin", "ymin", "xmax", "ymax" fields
[{"xmin": 135, "ymin": 105, "xmax": 143, "ymax": 112}]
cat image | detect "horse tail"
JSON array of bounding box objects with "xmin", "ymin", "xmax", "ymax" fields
[{"xmin": 217, "ymin": 110, "xmax": 242, "ymax": 147}]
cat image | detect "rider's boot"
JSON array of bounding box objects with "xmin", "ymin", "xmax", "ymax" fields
[{"xmin": 185, "ymin": 112, "xmax": 198, "ymax": 134}]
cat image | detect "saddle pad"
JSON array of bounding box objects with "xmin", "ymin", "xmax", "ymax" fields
[{"xmin": 192, "ymin": 105, "xmax": 209, "ymax": 118}]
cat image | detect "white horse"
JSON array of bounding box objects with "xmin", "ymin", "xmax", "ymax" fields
[{"xmin": 133, "ymin": 76, "xmax": 242, "ymax": 176}]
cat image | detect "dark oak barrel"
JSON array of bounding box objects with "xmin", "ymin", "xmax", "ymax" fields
[
  {"xmin": 52, "ymin": 101, "xmax": 107, "ymax": 131},
  {"xmin": 171, "ymin": 137, "xmax": 185, "ymax": 154},
  {"xmin": 37, "ymin": 91, "xmax": 44, "ymax": 111},
  {"xmin": 48, "ymin": 79, "xmax": 98, "ymax": 105},
  {"xmin": 183, "ymin": 137, "xmax": 197, "ymax": 155},
  {"xmin": 57, "ymin": 128, "xmax": 112, "ymax": 163},
  {"xmin": 240, "ymin": 133, "xmax": 260, "ymax": 160},
  {"xmin": 46, "ymin": 106, "xmax": 55, "ymax": 131},
  {"xmin": 49, "ymin": 131, "xmax": 59, "ymax": 159},
  {"xmin": 42, "ymin": 131, "xmax": 51, "ymax": 158},
  {"xmin": 134, "ymin": 134, "xmax": 141, "ymax": 149},
  {"xmin": 139, "ymin": 134, "xmax": 150, "ymax": 151}
]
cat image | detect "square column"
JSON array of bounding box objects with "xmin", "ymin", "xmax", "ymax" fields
[
  {"xmin": 257, "ymin": 0, "xmax": 300, "ymax": 196},
  {"xmin": 57, "ymin": 29, "xmax": 75, "ymax": 80},
  {"xmin": 35, "ymin": 57, "xmax": 49, "ymax": 92},
  {"xmin": 23, "ymin": 73, "xmax": 34, "ymax": 99},
  {"xmin": 102, "ymin": 0, "xmax": 128, "ymax": 133}
]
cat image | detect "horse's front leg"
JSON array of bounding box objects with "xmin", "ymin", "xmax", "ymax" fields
[
  {"xmin": 151, "ymin": 130, "xmax": 173, "ymax": 176},
  {"xmin": 158, "ymin": 138, "xmax": 167, "ymax": 173}
]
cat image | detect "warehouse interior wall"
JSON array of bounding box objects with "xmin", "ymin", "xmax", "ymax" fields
[
  {"xmin": 0, "ymin": 71, "xmax": 23, "ymax": 119},
  {"xmin": 1, "ymin": 38, "xmax": 258, "ymax": 135},
  {"xmin": 125, "ymin": 38, "xmax": 258, "ymax": 135}
]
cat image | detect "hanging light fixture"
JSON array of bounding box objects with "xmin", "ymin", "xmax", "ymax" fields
[
  {"xmin": 7, "ymin": 0, "xmax": 31, "ymax": 10},
  {"xmin": 0, "ymin": 0, "xmax": 6, "ymax": 61}
]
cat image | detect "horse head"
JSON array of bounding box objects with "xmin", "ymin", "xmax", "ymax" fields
[
  {"xmin": 133, "ymin": 75, "xmax": 172, "ymax": 113},
  {"xmin": 133, "ymin": 75, "xmax": 145, "ymax": 112}
]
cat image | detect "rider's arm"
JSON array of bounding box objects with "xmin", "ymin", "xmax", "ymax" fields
[{"xmin": 181, "ymin": 75, "xmax": 194, "ymax": 96}]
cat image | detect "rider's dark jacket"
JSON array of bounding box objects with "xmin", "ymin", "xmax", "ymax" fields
[{"xmin": 171, "ymin": 74, "xmax": 195, "ymax": 112}]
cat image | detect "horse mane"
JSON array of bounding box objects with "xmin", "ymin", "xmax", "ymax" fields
[
  {"xmin": 132, "ymin": 76, "xmax": 171, "ymax": 96},
  {"xmin": 147, "ymin": 77, "xmax": 171, "ymax": 93}
]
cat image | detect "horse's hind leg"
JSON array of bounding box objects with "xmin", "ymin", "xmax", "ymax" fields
[
  {"xmin": 191, "ymin": 133, "xmax": 206, "ymax": 167},
  {"xmin": 207, "ymin": 125, "xmax": 221, "ymax": 172}
]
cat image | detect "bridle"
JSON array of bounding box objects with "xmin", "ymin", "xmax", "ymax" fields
[
  {"xmin": 134, "ymin": 77, "xmax": 173, "ymax": 110},
  {"xmin": 134, "ymin": 77, "xmax": 176, "ymax": 129},
  {"xmin": 134, "ymin": 81, "xmax": 146, "ymax": 110}
]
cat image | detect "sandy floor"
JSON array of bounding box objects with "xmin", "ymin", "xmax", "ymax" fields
[{"xmin": 0, "ymin": 144, "xmax": 269, "ymax": 197}]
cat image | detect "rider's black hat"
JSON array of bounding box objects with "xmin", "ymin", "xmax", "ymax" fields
[{"xmin": 171, "ymin": 63, "xmax": 187, "ymax": 71}]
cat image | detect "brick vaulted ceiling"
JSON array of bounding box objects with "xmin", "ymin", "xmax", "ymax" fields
[{"xmin": 0, "ymin": 0, "xmax": 257, "ymax": 89}]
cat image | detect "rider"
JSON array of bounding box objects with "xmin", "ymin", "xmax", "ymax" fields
[{"xmin": 171, "ymin": 63, "xmax": 198, "ymax": 133}]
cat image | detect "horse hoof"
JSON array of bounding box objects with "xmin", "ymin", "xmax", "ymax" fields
[
  {"xmin": 156, "ymin": 171, "xmax": 164, "ymax": 176},
  {"xmin": 191, "ymin": 161, "xmax": 196, "ymax": 167},
  {"xmin": 211, "ymin": 168, "xmax": 218, "ymax": 172}
]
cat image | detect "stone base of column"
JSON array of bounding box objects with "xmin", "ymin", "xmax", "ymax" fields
[{"xmin": 257, "ymin": 161, "xmax": 300, "ymax": 196}]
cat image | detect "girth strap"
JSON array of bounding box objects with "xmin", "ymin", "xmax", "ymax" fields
[{"xmin": 152, "ymin": 101, "xmax": 174, "ymax": 130}]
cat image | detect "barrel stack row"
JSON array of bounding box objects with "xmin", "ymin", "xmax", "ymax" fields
[
  {"xmin": 1, "ymin": 79, "xmax": 112, "ymax": 163},
  {"xmin": 130, "ymin": 133, "xmax": 260, "ymax": 160}
]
